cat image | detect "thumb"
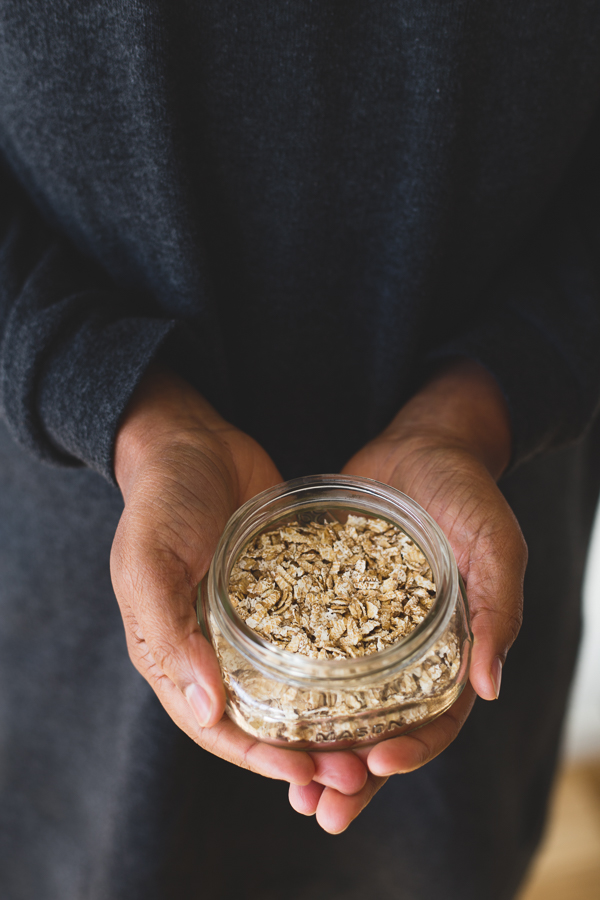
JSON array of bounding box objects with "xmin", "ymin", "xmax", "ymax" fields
[
  {"xmin": 463, "ymin": 519, "xmax": 527, "ymax": 701},
  {"xmin": 111, "ymin": 510, "xmax": 226, "ymax": 729}
]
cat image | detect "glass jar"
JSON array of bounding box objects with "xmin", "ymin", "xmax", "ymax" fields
[{"xmin": 197, "ymin": 475, "xmax": 472, "ymax": 750}]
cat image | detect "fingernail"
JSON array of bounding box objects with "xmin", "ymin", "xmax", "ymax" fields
[
  {"xmin": 491, "ymin": 657, "xmax": 503, "ymax": 700},
  {"xmin": 184, "ymin": 683, "xmax": 213, "ymax": 727}
]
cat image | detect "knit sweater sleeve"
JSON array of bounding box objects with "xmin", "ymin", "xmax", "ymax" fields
[
  {"xmin": 429, "ymin": 111, "xmax": 600, "ymax": 470},
  {"xmin": 0, "ymin": 160, "xmax": 177, "ymax": 484}
]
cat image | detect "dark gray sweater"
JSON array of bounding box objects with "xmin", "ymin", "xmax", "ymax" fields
[{"xmin": 2, "ymin": 1, "xmax": 600, "ymax": 481}]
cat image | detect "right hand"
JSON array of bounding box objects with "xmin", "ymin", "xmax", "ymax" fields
[
  {"xmin": 110, "ymin": 366, "xmax": 368, "ymax": 804},
  {"xmin": 290, "ymin": 360, "xmax": 526, "ymax": 830}
]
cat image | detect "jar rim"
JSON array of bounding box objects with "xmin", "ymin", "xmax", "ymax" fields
[{"xmin": 202, "ymin": 474, "xmax": 459, "ymax": 687}]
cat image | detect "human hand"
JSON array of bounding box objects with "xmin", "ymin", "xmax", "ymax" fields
[
  {"xmin": 110, "ymin": 366, "xmax": 368, "ymax": 803},
  {"xmin": 290, "ymin": 359, "xmax": 527, "ymax": 828}
]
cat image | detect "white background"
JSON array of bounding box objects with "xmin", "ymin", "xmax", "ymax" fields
[{"xmin": 564, "ymin": 505, "xmax": 600, "ymax": 760}]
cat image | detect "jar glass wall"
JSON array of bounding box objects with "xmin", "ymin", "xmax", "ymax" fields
[{"xmin": 197, "ymin": 475, "xmax": 472, "ymax": 750}]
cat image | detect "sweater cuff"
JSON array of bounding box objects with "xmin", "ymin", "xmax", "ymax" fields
[
  {"xmin": 427, "ymin": 306, "xmax": 591, "ymax": 471},
  {"xmin": 36, "ymin": 308, "xmax": 178, "ymax": 484}
]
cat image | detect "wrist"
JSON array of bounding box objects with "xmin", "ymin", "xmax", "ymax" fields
[
  {"xmin": 385, "ymin": 359, "xmax": 512, "ymax": 481},
  {"xmin": 113, "ymin": 365, "xmax": 233, "ymax": 499}
]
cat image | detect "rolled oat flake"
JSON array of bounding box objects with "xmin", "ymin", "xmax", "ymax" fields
[{"xmin": 229, "ymin": 515, "xmax": 436, "ymax": 659}]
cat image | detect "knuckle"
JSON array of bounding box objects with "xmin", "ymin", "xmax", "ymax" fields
[
  {"xmin": 123, "ymin": 628, "xmax": 156, "ymax": 675},
  {"xmin": 238, "ymin": 745, "xmax": 256, "ymax": 773},
  {"xmin": 148, "ymin": 637, "xmax": 183, "ymax": 679},
  {"xmin": 123, "ymin": 632, "xmax": 168, "ymax": 689}
]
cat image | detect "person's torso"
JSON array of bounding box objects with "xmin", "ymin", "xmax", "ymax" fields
[{"xmin": 2, "ymin": 1, "xmax": 599, "ymax": 472}]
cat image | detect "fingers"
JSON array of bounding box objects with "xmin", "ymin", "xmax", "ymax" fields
[
  {"xmin": 287, "ymin": 750, "xmax": 370, "ymax": 819},
  {"xmin": 309, "ymin": 750, "xmax": 368, "ymax": 795},
  {"xmin": 314, "ymin": 774, "xmax": 388, "ymax": 834},
  {"xmin": 114, "ymin": 540, "xmax": 227, "ymax": 726},
  {"xmin": 366, "ymin": 686, "xmax": 476, "ymax": 776},
  {"xmin": 286, "ymin": 749, "xmax": 370, "ymax": 810},
  {"xmin": 288, "ymin": 781, "xmax": 325, "ymax": 815},
  {"xmin": 462, "ymin": 509, "xmax": 527, "ymax": 701},
  {"xmin": 201, "ymin": 716, "xmax": 315, "ymax": 784},
  {"xmin": 288, "ymin": 686, "xmax": 473, "ymax": 833},
  {"xmin": 288, "ymin": 691, "xmax": 473, "ymax": 833},
  {"xmin": 126, "ymin": 603, "xmax": 370, "ymax": 793},
  {"xmin": 289, "ymin": 771, "xmax": 387, "ymax": 833},
  {"xmin": 141, "ymin": 660, "xmax": 317, "ymax": 785}
]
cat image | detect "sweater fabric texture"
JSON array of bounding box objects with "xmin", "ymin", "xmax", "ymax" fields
[{"xmin": 1, "ymin": 1, "xmax": 600, "ymax": 481}]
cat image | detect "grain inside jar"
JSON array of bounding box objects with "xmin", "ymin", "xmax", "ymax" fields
[{"xmin": 228, "ymin": 515, "xmax": 436, "ymax": 659}]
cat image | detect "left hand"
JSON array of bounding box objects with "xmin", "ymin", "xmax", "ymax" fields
[
  {"xmin": 289, "ymin": 360, "xmax": 527, "ymax": 833},
  {"xmin": 110, "ymin": 365, "xmax": 369, "ymax": 809}
]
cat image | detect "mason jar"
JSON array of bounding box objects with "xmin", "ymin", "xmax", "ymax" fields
[{"xmin": 197, "ymin": 474, "xmax": 472, "ymax": 750}]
